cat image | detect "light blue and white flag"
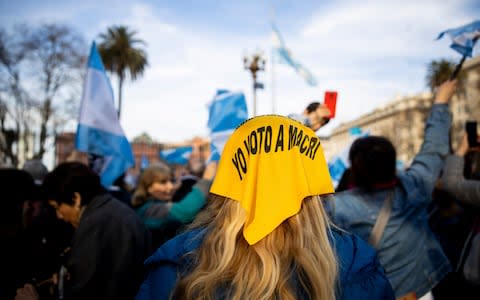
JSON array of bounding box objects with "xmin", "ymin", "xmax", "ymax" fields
[
  {"xmin": 437, "ymin": 20, "xmax": 480, "ymax": 57},
  {"xmin": 328, "ymin": 128, "xmax": 368, "ymax": 188},
  {"xmin": 160, "ymin": 146, "xmax": 193, "ymax": 165},
  {"xmin": 328, "ymin": 150, "xmax": 350, "ymax": 188},
  {"xmin": 75, "ymin": 42, "xmax": 135, "ymax": 187},
  {"xmin": 207, "ymin": 89, "xmax": 248, "ymax": 159},
  {"xmin": 272, "ymin": 24, "xmax": 318, "ymax": 86}
]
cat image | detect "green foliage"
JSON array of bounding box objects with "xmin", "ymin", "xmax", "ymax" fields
[
  {"xmin": 426, "ymin": 59, "xmax": 466, "ymax": 92},
  {"xmin": 98, "ymin": 26, "xmax": 148, "ymax": 119}
]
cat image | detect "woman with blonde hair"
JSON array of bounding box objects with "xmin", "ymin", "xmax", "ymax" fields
[{"xmin": 135, "ymin": 115, "xmax": 394, "ymax": 300}]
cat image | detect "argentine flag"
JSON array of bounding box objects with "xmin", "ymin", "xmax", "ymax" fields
[
  {"xmin": 437, "ymin": 20, "xmax": 480, "ymax": 57},
  {"xmin": 75, "ymin": 42, "xmax": 135, "ymax": 187},
  {"xmin": 271, "ymin": 24, "xmax": 317, "ymax": 86},
  {"xmin": 160, "ymin": 146, "xmax": 193, "ymax": 165},
  {"xmin": 207, "ymin": 90, "xmax": 248, "ymax": 159}
]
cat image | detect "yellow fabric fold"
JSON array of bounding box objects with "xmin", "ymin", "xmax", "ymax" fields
[{"xmin": 210, "ymin": 115, "xmax": 334, "ymax": 245}]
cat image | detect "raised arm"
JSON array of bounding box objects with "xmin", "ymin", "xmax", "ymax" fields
[
  {"xmin": 406, "ymin": 80, "xmax": 457, "ymax": 193},
  {"xmin": 169, "ymin": 161, "xmax": 217, "ymax": 223}
]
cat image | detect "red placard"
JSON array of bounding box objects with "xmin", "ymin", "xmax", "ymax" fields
[{"xmin": 324, "ymin": 91, "xmax": 337, "ymax": 118}]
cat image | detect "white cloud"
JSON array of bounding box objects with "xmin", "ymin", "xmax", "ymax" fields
[
  {"xmin": 7, "ymin": 0, "xmax": 475, "ymax": 143},
  {"xmin": 130, "ymin": 3, "xmax": 177, "ymax": 35},
  {"xmin": 147, "ymin": 65, "xmax": 194, "ymax": 79},
  {"xmin": 271, "ymin": 0, "xmax": 477, "ymax": 136},
  {"xmin": 114, "ymin": 2, "xmax": 267, "ymax": 141}
]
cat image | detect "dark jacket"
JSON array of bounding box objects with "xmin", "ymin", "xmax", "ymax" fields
[
  {"xmin": 68, "ymin": 194, "xmax": 151, "ymax": 300},
  {"xmin": 135, "ymin": 228, "xmax": 395, "ymax": 300},
  {"xmin": 442, "ymin": 154, "xmax": 480, "ymax": 207}
]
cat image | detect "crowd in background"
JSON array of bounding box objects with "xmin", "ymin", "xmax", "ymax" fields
[{"xmin": 1, "ymin": 78, "xmax": 479, "ymax": 300}]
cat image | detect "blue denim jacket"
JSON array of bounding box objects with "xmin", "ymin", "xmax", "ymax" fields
[
  {"xmin": 331, "ymin": 104, "xmax": 452, "ymax": 297},
  {"xmin": 135, "ymin": 228, "xmax": 394, "ymax": 300}
]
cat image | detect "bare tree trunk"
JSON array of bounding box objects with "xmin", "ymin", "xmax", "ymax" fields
[
  {"xmin": 0, "ymin": 24, "xmax": 85, "ymax": 165},
  {"xmin": 118, "ymin": 75, "xmax": 124, "ymax": 119},
  {"xmin": 35, "ymin": 99, "xmax": 51, "ymax": 160}
]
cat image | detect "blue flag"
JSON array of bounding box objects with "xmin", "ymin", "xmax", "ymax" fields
[
  {"xmin": 140, "ymin": 154, "xmax": 150, "ymax": 170},
  {"xmin": 348, "ymin": 127, "xmax": 362, "ymax": 136},
  {"xmin": 207, "ymin": 143, "xmax": 221, "ymax": 163},
  {"xmin": 272, "ymin": 24, "xmax": 318, "ymax": 86},
  {"xmin": 160, "ymin": 146, "xmax": 193, "ymax": 165},
  {"xmin": 207, "ymin": 90, "xmax": 248, "ymax": 159},
  {"xmin": 328, "ymin": 128, "xmax": 368, "ymax": 188},
  {"xmin": 437, "ymin": 20, "xmax": 480, "ymax": 57},
  {"xmin": 75, "ymin": 42, "xmax": 135, "ymax": 187}
]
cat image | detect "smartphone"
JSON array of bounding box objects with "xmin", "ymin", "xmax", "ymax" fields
[
  {"xmin": 324, "ymin": 91, "xmax": 337, "ymax": 119},
  {"xmin": 466, "ymin": 121, "xmax": 479, "ymax": 147}
]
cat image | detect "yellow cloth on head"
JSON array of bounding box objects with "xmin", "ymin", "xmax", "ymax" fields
[{"xmin": 210, "ymin": 115, "xmax": 334, "ymax": 245}]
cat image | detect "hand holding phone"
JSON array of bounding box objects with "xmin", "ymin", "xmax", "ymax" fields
[
  {"xmin": 466, "ymin": 121, "xmax": 479, "ymax": 147},
  {"xmin": 324, "ymin": 91, "xmax": 337, "ymax": 119}
]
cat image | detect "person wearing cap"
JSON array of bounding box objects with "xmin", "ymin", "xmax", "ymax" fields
[{"xmin": 135, "ymin": 115, "xmax": 394, "ymax": 300}]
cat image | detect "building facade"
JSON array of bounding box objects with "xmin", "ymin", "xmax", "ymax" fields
[
  {"xmin": 54, "ymin": 131, "xmax": 210, "ymax": 178},
  {"xmin": 322, "ymin": 55, "xmax": 480, "ymax": 167},
  {"xmin": 54, "ymin": 56, "xmax": 479, "ymax": 173},
  {"xmin": 55, "ymin": 132, "xmax": 88, "ymax": 165}
]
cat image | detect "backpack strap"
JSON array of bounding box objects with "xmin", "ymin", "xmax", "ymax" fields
[{"xmin": 368, "ymin": 190, "xmax": 394, "ymax": 248}]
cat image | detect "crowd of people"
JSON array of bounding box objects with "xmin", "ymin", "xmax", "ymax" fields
[{"xmin": 1, "ymin": 78, "xmax": 479, "ymax": 300}]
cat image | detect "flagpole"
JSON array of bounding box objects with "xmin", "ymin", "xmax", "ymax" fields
[
  {"xmin": 450, "ymin": 55, "xmax": 466, "ymax": 80},
  {"xmin": 270, "ymin": 4, "xmax": 276, "ymax": 114},
  {"xmin": 271, "ymin": 47, "xmax": 276, "ymax": 114}
]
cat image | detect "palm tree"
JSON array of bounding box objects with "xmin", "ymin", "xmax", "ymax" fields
[
  {"xmin": 98, "ymin": 26, "xmax": 148, "ymax": 119},
  {"xmin": 425, "ymin": 59, "xmax": 465, "ymax": 92}
]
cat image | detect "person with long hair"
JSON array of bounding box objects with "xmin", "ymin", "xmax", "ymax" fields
[
  {"xmin": 131, "ymin": 161, "xmax": 216, "ymax": 249},
  {"xmin": 135, "ymin": 115, "xmax": 394, "ymax": 300}
]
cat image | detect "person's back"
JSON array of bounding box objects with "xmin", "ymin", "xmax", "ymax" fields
[
  {"xmin": 431, "ymin": 132, "xmax": 480, "ymax": 298},
  {"xmin": 39, "ymin": 162, "xmax": 152, "ymax": 300},
  {"xmin": 136, "ymin": 115, "xmax": 394, "ymax": 300},
  {"xmin": 108, "ymin": 174, "xmax": 134, "ymax": 208},
  {"xmin": 331, "ymin": 80, "xmax": 456, "ymax": 298},
  {"xmin": 69, "ymin": 193, "xmax": 151, "ymax": 300},
  {"xmin": 441, "ymin": 133, "xmax": 480, "ymax": 207},
  {"xmin": 137, "ymin": 216, "xmax": 393, "ymax": 300},
  {"xmin": 0, "ymin": 168, "xmax": 35, "ymax": 300}
]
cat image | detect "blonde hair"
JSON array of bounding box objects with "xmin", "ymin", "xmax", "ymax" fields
[
  {"xmin": 173, "ymin": 195, "xmax": 338, "ymax": 300},
  {"xmin": 131, "ymin": 163, "xmax": 172, "ymax": 207}
]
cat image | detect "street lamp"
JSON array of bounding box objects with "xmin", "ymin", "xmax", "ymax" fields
[{"xmin": 243, "ymin": 52, "xmax": 266, "ymax": 116}]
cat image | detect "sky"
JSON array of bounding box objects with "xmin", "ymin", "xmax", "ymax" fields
[{"xmin": 1, "ymin": 0, "xmax": 479, "ymax": 144}]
